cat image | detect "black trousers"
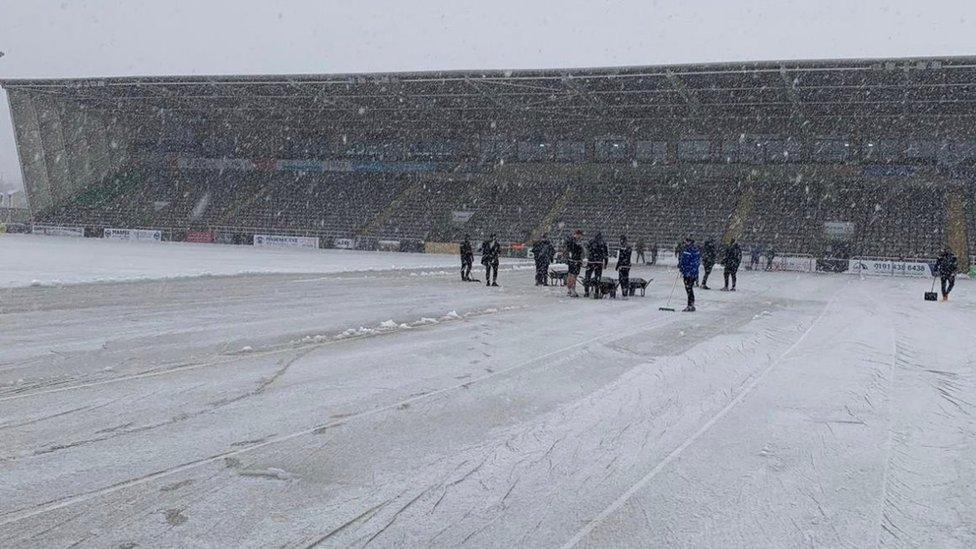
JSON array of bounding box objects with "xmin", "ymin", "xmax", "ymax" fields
[
  {"xmin": 636, "ymin": 251, "xmax": 645, "ymax": 263},
  {"xmin": 535, "ymin": 260, "xmax": 550, "ymax": 285},
  {"xmin": 584, "ymin": 263, "xmax": 603, "ymax": 295},
  {"xmin": 724, "ymin": 267, "xmax": 738, "ymax": 289},
  {"xmin": 461, "ymin": 257, "xmax": 473, "ymax": 280},
  {"xmin": 683, "ymin": 276, "xmax": 696, "ymax": 307},
  {"xmin": 484, "ymin": 260, "xmax": 499, "ymax": 283},
  {"xmin": 702, "ymin": 263, "xmax": 714, "ymax": 286},
  {"xmin": 941, "ymin": 274, "xmax": 956, "ymax": 296},
  {"xmin": 618, "ymin": 267, "xmax": 630, "ymax": 294}
]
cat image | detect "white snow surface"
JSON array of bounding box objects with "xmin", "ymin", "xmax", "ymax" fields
[
  {"xmin": 0, "ymin": 241, "xmax": 974, "ymax": 547},
  {"xmin": 0, "ymin": 233, "xmax": 524, "ymax": 288}
]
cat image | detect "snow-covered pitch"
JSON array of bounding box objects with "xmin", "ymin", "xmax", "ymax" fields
[{"xmin": 1, "ymin": 234, "xmax": 973, "ymax": 548}]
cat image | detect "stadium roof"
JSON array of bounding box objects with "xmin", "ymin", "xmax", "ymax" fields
[{"xmin": 3, "ymin": 55, "xmax": 976, "ymax": 132}]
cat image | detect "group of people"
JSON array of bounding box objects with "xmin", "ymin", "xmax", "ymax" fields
[
  {"xmin": 748, "ymin": 244, "xmax": 778, "ymax": 271},
  {"xmin": 525, "ymin": 230, "xmax": 633, "ymax": 299},
  {"xmin": 462, "ymin": 231, "xmax": 744, "ymax": 311},
  {"xmin": 677, "ymin": 237, "xmax": 742, "ymax": 311},
  {"xmin": 461, "ymin": 233, "xmax": 964, "ymax": 310},
  {"xmin": 633, "ymin": 239, "xmax": 659, "ymax": 265},
  {"xmin": 459, "ymin": 234, "xmax": 501, "ymax": 286}
]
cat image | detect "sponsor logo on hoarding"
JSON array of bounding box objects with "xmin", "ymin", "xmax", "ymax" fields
[
  {"xmin": 186, "ymin": 231, "xmax": 214, "ymax": 243},
  {"xmin": 847, "ymin": 259, "xmax": 929, "ymax": 277},
  {"xmin": 103, "ymin": 228, "xmax": 162, "ymax": 242},
  {"xmin": 253, "ymin": 234, "xmax": 320, "ymax": 248},
  {"xmin": 32, "ymin": 224, "xmax": 85, "ymax": 237},
  {"xmin": 334, "ymin": 238, "xmax": 355, "ymax": 249}
]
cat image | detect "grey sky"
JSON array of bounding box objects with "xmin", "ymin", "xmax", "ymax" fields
[{"xmin": 1, "ymin": 0, "xmax": 975, "ymax": 192}]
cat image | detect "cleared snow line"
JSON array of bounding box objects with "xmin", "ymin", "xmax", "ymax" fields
[
  {"xmin": 0, "ymin": 314, "xmax": 682, "ymax": 528},
  {"xmin": 559, "ymin": 294, "xmax": 838, "ymax": 549},
  {"xmin": 0, "ymin": 305, "xmax": 529, "ymax": 404}
]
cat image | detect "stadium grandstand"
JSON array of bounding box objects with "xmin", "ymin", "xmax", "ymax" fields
[{"xmin": 2, "ymin": 55, "xmax": 975, "ymax": 264}]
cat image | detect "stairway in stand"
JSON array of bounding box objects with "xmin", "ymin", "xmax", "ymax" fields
[
  {"xmin": 724, "ymin": 185, "xmax": 755, "ymax": 244},
  {"xmin": 529, "ymin": 185, "xmax": 575, "ymax": 242},
  {"xmin": 946, "ymin": 188, "xmax": 969, "ymax": 267}
]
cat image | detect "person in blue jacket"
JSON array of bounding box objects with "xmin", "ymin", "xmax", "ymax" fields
[{"xmin": 678, "ymin": 238, "xmax": 701, "ymax": 312}]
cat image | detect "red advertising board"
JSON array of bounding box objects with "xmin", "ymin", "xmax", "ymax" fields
[{"xmin": 186, "ymin": 231, "xmax": 214, "ymax": 243}]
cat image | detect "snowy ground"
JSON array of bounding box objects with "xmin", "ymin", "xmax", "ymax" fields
[
  {"xmin": 0, "ymin": 234, "xmax": 504, "ymax": 288},
  {"xmin": 1, "ymin": 238, "xmax": 974, "ymax": 548}
]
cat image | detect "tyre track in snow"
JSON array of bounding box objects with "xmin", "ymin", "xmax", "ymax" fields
[
  {"xmin": 869, "ymin": 285, "xmax": 976, "ymax": 547},
  {"xmin": 0, "ymin": 309, "xmax": 689, "ymax": 528},
  {"xmin": 559, "ymin": 283, "xmax": 844, "ymax": 549},
  {"xmin": 871, "ymin": 289, "xmax": 900, "ymax": 548}
]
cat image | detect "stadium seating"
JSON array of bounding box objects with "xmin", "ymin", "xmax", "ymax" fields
[{"xmin": 28, "ymin": 161, "xmax": 965, "ymax": 261}]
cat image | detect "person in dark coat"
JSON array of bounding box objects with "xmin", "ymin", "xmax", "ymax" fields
[
  {"xmin": 722, "ymin": 238, "xmax": 742, "ymax": 291},
  {"xmin": 617, "ymin": 235, "xmax": 633, "ymax": 299},
  {"xmin": 700, "ymin": 238, "xmax": 717, "ymax": 289},
  {"xmin": 531, "ymin": 233, "xmax": 556, "ymax": 286},
  {"xmin": 459, "ymin": 235, "xmax": 474, "ymax": 281},
  {"xmin": 650, "ymin": 241, "xmax": 659, "ymax": 265},
  {"xmin": 584, "ymin": 232, "xmax": 609, "ymax": 298},
  {"xmin": 564, "ymin": 230, "xmax": 584, "ymax": 297},
  {"xmin": 766, "ymin": 246, "xmax": 777, "ymax": 271},
  {"xmin": 935, "ymin": 246, "xmax": 959, "ymax": 301},
  {"xmin": 635, "ymin": 238, "xmax": 646, "ymax": 264},
  {"xmin": 678, "ymin": 238, "xmax": 701, "ymax": 311},
  {"xmin": 480, "ymin": 234, "xmax": 501, "ymax": 287}
]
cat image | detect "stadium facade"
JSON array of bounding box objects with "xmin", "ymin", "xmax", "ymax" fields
[{"xmin": 2, "ymin": 56, "xmax": 975, "ymax": 263}]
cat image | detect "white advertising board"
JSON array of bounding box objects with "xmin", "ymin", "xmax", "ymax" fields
[
  {"xmin": 253, "ymin": 234, "xmax": 320, "ymax": 248},
  {"xmin": 103, "ymin": 228, "xmax": 162, "ymax": 242},
  {"xmin": 32, "ymin": 224, "xmax": 84, "ymax": 237},
  {"xmin": 848, "ymin": 258, "xmax": 930, "ymax": 277}
]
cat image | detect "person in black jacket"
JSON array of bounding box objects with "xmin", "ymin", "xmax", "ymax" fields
[
  {"xmin": 459, "ymin": 234, "xmax": 474, "ymax": 281},
  {"xmin": 635, "ymin": 238, "xmax": 646, "ymax": 264},
  {"xmin": 565, "ymin": 230, "xmax": 584, "ymax": 297},
  {"xmin": 700, "ymin": 238, "xmax": 717, "ymax": 289},
  {"xmin": 584, "ymin": 232, "xmax": 609, "ymax": 298},
  {"xmin": 935, "ymin": 246, "xmax": 959, "ymax": 301},
  {"xmin": 480, "ymin": 234, "xmax": 501, "ymax": 287},
  {"xmin": 650, "ymin": 241, "xmax": 659, "ymax": 265},
  {"xmin": 531, "ymin": 233, "xmax": 556, "ymax": 286},
  {"xmin": 617, "ymin": 235, "xmax": 633, "ymax": 299},
  {"xmin": 722, "ymin": 238, "xmax": 742, "ymax": 291}
]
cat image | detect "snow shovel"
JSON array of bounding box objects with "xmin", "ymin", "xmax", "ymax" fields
[
  {"xmin": 924, "ymin": 277, "xmax": 938, "ymax": 301},
  {"xmin": 659, "ymin": 274, "xmax": 680, "ymax": 312}
]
